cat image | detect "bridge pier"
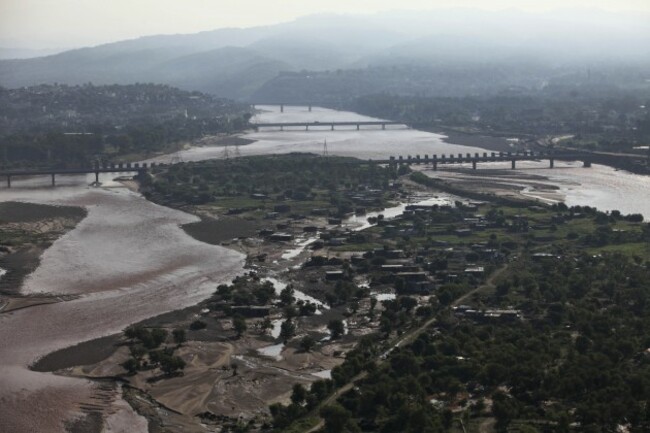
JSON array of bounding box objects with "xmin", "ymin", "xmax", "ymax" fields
[
  {"xmin": 6, "ymin": 175, "xmax": 10, "ymax": 188},
  {"xmin": 549, "ymin": 158, "xmax": 554, "ymax": 168},
  {"xmin": 583, "ymin": 160, "xmax": 591, "ymax": 168},
  {"xmin": 51, "ymin": 173, "xmax": 55, "ymax": 186},
  {"xmin": 472, "ymin": 160, "xmax": 477, "ymax": 170},
  {"xmin": 308, "ymin": 105, "xmax": 312, "ymax": 112},
  {"xmin": 382, "ymin": 123, "xmax": 386, "ymax": 130},
  {"xmin": 511, "ymin": 159, "xmax": 516, "ymax": 170},
  {"xmin": 331, "ymin": 125, "xmax": 335, "ymax": 131},
  {"xmin": 280, "ymin": 104, "xmax": 284, "ymax": 113},
  {"xmin": 306, "ymin": 125, "xmax": 309, "ymax": 131},
  {"xmin": 356, "ymin": 124, "xmax": 360, "ymax": 130},
  {"xmin": 95, "ymin": 172, "xmax": 99, "ymax": 184}
]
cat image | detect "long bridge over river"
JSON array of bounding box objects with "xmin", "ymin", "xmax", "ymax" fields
[
  {"xmin": 252, "ymin": 121, "xmax": 404, "ymax": 131},
  {"xmin": 1, "ymin": 150, "xmax": 593, "ymax": 188},
  {"xmin": 373, "ymin": 150, "xmax": 590, "ymax": 170},
  {"xmin": 0, "ymin": 162, "xmax": 152, "ymax": 187}
]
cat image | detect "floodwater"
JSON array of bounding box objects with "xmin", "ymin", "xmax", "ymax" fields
[
  {"xmin": 145, "ymin": 105, "xmax": 486, "ymax": 164},
  {"xmin": 148, "ymin": 105, "xmax": 650, "ymax": 217},
  {"xmin": 424, "ymin": 159, "xmax": 650, "ymax": 218},
  {"xmin": 2, "ymin": 104, "xmax": 649, "ymax": 432},
  {"xmin": 0, "ymin": 175, "xmax": 244, "ymax": 433}
]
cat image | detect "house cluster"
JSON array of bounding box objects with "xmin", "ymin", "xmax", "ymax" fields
[{"xmin": 452, "ymin": 305, "xmax": 522, "ymax": 322}]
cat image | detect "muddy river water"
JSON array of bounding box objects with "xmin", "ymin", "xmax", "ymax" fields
[{"xmin": 1, "ymin": 105, "xmax": 648, "ymax": 432}]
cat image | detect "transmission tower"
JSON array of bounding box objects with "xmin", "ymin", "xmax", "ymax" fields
[
  {"xmin": 233, "ymin": 144, "xmax": 241, "ymax": 158},
  {"xmin": 222, "ymin": 144, "xmax": 230, "ymax": 160},
  {"xmin": 322, "ymin": 139, "xmax": 329, "ymax": 157}
]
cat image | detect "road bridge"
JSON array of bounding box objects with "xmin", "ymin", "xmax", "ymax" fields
[
  {"xmin": 0, "ymin": 162, "xmax": 158, "ymax": 188},
  {"xmin": 252, "ymin": 121, "xmax": 404, "ymax": 131},
  {"xmin": 370, "ymin": 151, "xmax": 591, "ymax": 169},
  {"xmin": 0, "ymin": 151, "xmax": 594, "ymax": 188}
]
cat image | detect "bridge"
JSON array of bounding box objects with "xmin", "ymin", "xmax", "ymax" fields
[
  {"xmin": 252, "ymin": 121, "xmax": 404, "ymax": 131},
  {"xmin": 0, "ymin": 162, "xmax": 157, "ymax": 188},
  {"xmin": 372, "ymin": 150, "xmax": 590, "ymax": 170},
  {"xmin": 0, "ymin": 151, "xmax": 592, "ymax": 188},
  {"xmin": 252, "ymin": 103, "xmax": 317, "ymax": 113}
]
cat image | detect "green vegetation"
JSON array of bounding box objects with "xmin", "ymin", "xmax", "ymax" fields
[
  {"xmin": 0, "ymin": 83, "xmax": 251, "ymax": 168},
  {"xmin": 143, "ymin": 154, "xmax": 398, "ymax": 216},
  {"xmin": 351, "ymin": 90, "xmax": 650, "ymax": 155},
  {"xmin": 121, "ymin": 326, "xmax": 186, "ymax": 377},
  {"xmin": 121, "ymin": 153, "xmax": 649, "ymax": 432},
  {"xmin": 266, "ymin": 184, "xmax": 650, "ymax": 432}
]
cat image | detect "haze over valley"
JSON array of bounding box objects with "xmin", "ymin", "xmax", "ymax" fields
[{"xmin": 1, "ymin": 3, "xmax": 650, "ymax": 433}]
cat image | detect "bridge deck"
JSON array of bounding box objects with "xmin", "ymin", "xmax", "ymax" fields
[
  {"xmin": 0, "ymin": 167, "xmax": 146, "ymax": 176},
  {"xmin": 253, "ymin": 121, "xmax": 403, "ymax": 128},
  {"xmin": 0, "ymin": 152, "xmax": 590, "ymax": 184}
]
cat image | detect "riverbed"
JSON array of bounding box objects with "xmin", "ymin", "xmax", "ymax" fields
[{"xmin": 0, "ymin": 177, "xmax": 244, "ymax": 433}]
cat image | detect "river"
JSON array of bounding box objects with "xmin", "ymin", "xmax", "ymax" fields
[
  {"xmin": 1, "ymin": 104, "xmax": 648, "ymax": 433},
  {"xmin": 0, "ymin": 176, "xmax": 244, "ymax": 433},
  {"xmin": 147, "ymin": 105, "xmax": 649, "ymax": 218}
]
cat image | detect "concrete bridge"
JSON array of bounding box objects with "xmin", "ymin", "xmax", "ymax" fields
[
  {"xmin": 1, "ymin": 151, "xmax": 593, "ymax": 188},
  {"xmin": 253, "ymin": 103, "xmax": 316, "ymax": 113},
  {"xmin": 0, "ymin": 161, "xmax": 160, "ymax": 188},
  {"xmin": 371, "ymin": 151, "xmax": 591, "ymax": 170},
  {"xmin": 252, "ymin": 121, "xmax": 404, "ymax": 131}
]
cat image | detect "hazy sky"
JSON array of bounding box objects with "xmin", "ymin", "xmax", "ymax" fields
[{"xmin": 2, "ymin": 0, "xmax": 649, "ymax": 49}]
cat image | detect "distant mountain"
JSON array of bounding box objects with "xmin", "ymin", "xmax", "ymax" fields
[
  {"xmin": 0, "ymin": 47, "xmax": 65, "ymax": 60},
  {"xmin": 153, "ymin": 47, "xmax": 290, "ymax": 99},
  {"xmin": 1, "ymin": 9, "xmax": 649, "ymax": 100}
]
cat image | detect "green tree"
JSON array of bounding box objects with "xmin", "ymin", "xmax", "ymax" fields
[
  {"xmin": 260, "ymin": 317, "xmax": 273, "ymax": 334},
  {"xmin": 159, "ymin": 355, "xmax": 186, "ymax": 376},
  {"xmin": 280, "ymin": 319, "xmax": 296, "ymax": 342},
  {"xmin": 233, "ymin": 315, "xmax": 247, "ymax": 338},
  {"xmin": 280, "ymin": 286, "xmax": 295, "ymax": 305},
  {"xmin": 328, "ymin": 319, "xmax": 345, "ymax": 339},
  {"xmin": 122, "ymin": 358, "xmax": 139, "ymax": 375},
  {"xmin": 172, "ymin": 328, "xmax": 186, "ymax": 345},
  {"xmin": 321, "ymin": 403, "xmax": 359, "ymax": 433},
  {"xmin": 300, "ymin": 335, "xmax": 316, "ymax": 352}
]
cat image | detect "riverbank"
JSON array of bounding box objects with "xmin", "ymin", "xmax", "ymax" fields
[
  {"xmin": 0, "ymin": 183, "xmax": 245, "ymax": 433},
  {"xmin": 426, "ymin": 126, "xmax": 521, "ymax": 153}
]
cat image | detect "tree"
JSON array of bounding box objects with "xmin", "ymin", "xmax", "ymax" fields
[
  {"xmin": 233, "ymin": 315, "xmax": 247, "ymax": 338},
  {"xmin": 189, "ymin": 320, "xmax": 207, "ymax": 331},
  {"xmin": 122, "ymin": 358, "xmax": 139, "ymax": 374},
  {"xmin": 492, "ymin": 392, "xmax": 517, "ymax": 430},
  {"xmin": 291, "ymin": 384, "xmax": 307, "ymax": 405},
  {"xmin": 280, "ymin": 285, "xmax": 295, "ymax": 305},
  {"xmin": 172, "ymin": 328, "xmax": 186, "ymax": 345},
  {"xmin": 280, "ymin": 319, "xmax": 296, "ymax": 342},
  {"xmin": 300, "ymin": 336, "xmax": 316, "ymax": 352},
  {"xmin": 399, "ymin": 296, "xmax": 418, "ymax": 312},
  {"xmin": 253, "ymin": 283, "xmax": 275, "ymax": 304},
  {"xmin": 260, "ymin": 317, "xmax": 273, "ymax": 334},
  {"xmin": 159, "ymin": 355, "xmax": 186, "ymax": 376},
  {"xmin": 321, "ymin": 403, "xmax": 359, "ymax": 433},
  {"xmin": 328, "ymin": 319, "xmax": 345, "ymax": 339}
]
